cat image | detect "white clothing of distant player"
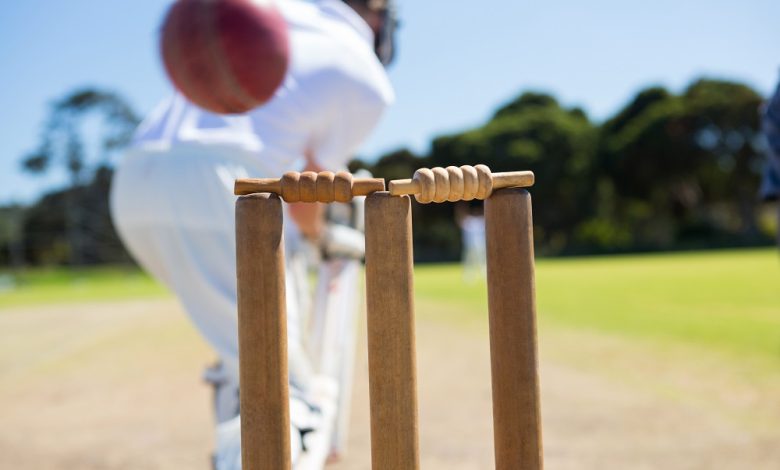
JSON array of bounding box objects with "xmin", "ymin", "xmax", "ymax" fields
[
  {"xmin": 110, "ymin": 0, "xmax": 393, "ymax": 463},
  {"xmin": 460, "ymin": 214, "xmax": 486, "ymax": 282}
]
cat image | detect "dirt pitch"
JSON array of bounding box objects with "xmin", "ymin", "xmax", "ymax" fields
[{"xmin": 1, "ymin": 298, "xmax": 778, "ymax": 469}]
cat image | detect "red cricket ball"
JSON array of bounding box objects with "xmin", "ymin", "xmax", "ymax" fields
[{"xmin": 160, "ymin": 0, "xmax": 290, "ymax": 114}]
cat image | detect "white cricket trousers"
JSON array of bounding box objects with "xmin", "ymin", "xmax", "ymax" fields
[{"xmin": 110, "ymin": 144, "xmax": 312, "ymax": 389}]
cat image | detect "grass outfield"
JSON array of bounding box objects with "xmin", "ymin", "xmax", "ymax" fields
[
  {"xmin": 0, "ymin": 266, "xmax": 166, "ymax": 308},
  {"xmin": 2, "ymin": 248, "xmax": 778, "ymax": 362},
  {"xmin": 415, "ymin": 248, "xmax": 780, "ymax": 363}
]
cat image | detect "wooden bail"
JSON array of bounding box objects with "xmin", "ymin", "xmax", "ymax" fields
[
  {"xmin": 388, "ymin": 165, "xmax": 535, "ymax": 203},
  {"xmin": 234, "ymin": 171, "xmax": 385, "ymax": 202}
]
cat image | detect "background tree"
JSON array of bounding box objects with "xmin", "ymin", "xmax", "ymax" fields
[
  {"xmin": 0, "ymin": 205, "xmax": 25, "ymax": 268},
  {"xmin": 684, "ymin": 79, "xmax": 765, "ymax": 239},
  {"xmin": 599, "ymin": 79, "xmax": 765, "ymax": 250},
  {"xmin": 357, "ymin": 78, "xmax": 770, "ymax": 259},
  {"xmin": 19, "ymin": 88, "xmax": 140, "ymax": 265},
  {"xmin": 6, "ymin": 78, "xmax": 771, "ymax": 267}
]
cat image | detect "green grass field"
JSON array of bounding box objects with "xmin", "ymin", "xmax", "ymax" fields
[
  {"xmin": 2, "ymin": 248, "xmax": 780, "ymax": 467},
  {"xmin": 2, "ymin": 248, "xmax": 779, "ymax": 363},
  {"xmin": 0, "ymin": 266, "xmax": 166, "ymax": 308},
  {"xmin": 414, "ymin": 248, "xmax": 780, "ymax": 364}
]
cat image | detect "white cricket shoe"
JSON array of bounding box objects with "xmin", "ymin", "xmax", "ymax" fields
[{"xmin": 212, "ymin": 377, "xmax": 338, "ymax": 470}]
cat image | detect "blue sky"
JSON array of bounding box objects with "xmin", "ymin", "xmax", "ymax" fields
[{"xmin": 1, "ymin": 0, "xmax": 778, "ymax": 205}]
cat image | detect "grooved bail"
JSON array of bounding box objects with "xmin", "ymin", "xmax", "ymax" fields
[
  {"xmin": 388, "ymin": 166, "xmax": 534, "ymax": 203},
  {"xmin": 234, "ymin": 171, "xmax": 385, "ymax": 202}
]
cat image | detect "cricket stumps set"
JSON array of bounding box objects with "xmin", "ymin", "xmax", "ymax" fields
[{"xmin": 234, "ymin": 165, "xmax": 543, "ymax": 470}]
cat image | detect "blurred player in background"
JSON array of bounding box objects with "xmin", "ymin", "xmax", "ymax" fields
[
  {"xmin": 457, "ymin": 203, "xmax": 487, "ymax": 283},
  {"xmin": 110, "ymin": 0, "xmax": 398, "ymax": 468}
]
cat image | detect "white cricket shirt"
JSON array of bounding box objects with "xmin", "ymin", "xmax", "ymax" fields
[{"xmin": 131, "ymin": 0, "xmax": 394, "ymax": 176}]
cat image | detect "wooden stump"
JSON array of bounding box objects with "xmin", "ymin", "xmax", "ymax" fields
[
  {"xmin": 485, "ymin": 188, "xmax": 543, "ymax": 470},
  {"xmin": 236, "ymin": 193, "xmax": 291, "ymax": 470},
  {"xmin": 364, "ymin": 192, "xmax": 420, "ymax": 470}
]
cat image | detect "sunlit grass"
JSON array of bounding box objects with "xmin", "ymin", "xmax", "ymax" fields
[
  {"xmin": 3, "ymin": 249, "xmax": 779, "ymax": 363},
  {"xmin": 414, "ymin": 248, "xmax": 780, "ymax": 361},
  {"xmin": 0, "ymin": 267, "xmax": 167, "ymax": 309}
]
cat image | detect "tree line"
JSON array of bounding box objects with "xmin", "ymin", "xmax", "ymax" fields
[
  {"xmin": 354, "ymin": 78, "xmax": 773, "ymax": 259},
  {"xmin": 1, "ymin": 89, "xmax": 139, "ymax": 267},
  {"xmin": 0, "ymin": 78, "xmax": 773, "ymax": 267}
]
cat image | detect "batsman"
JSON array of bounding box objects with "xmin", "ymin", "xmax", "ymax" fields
[{"xmin": 110, "ymin": 0, "xmax": 399, "ymax": 468}]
